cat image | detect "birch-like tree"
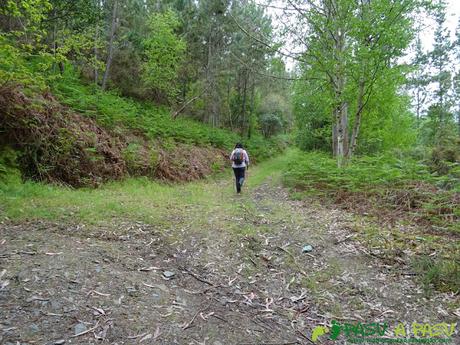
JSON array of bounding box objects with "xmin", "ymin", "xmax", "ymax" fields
[{"xmin": 289, "ymin": 0, "xmax": 419, "ymax": 166}]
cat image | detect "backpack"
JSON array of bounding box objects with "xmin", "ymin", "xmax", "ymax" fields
[{"xmin": 232, "ymin": 149, "xmax": 244, "ymax": 165}]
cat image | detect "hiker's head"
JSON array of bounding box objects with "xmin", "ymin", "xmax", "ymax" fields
[{"xmin": 235, "ymin": 142, "xmax": 243, "ymax": 149}]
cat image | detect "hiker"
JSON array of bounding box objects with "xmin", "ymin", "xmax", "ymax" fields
[{"xmin": 230, "ymin": 143, "xmax": 249, "ymax": 194}]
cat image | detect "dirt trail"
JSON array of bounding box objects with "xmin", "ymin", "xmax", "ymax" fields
[{"xmin": 0, "ymin": 172, "xmax": 459, "ymax": 345}]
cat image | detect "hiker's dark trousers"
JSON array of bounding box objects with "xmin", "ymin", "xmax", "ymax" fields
[{"xmin": 233, "ymin": 167, "xmax": 245, "ymax": 193}]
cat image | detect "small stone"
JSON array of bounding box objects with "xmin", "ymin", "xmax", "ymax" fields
[
  {"xmin": 163, "ymin": 271, "xmax": 175, "ymax": 279},
  {"xmin": 302, "ymin": 244, "xmax": 313, "ymax": 253},
  {"xmin": 126, "ymin": 286, "xmax": 137, "ymax": 296},
  {"xmin": 151, "ymin": 293, "xmax": 161, "ymax": 302},
  {"xmin": 29, "ymin": 323, "xmax": 40, "ymax": 333},
  {"xmin": 54, "ymin": 340, "xmax": 66, "ymax": 344},
  {"xmin": 16, "ymin": 270, "xmax": 29, "ymax": 282},
  {"xmin": 74, "ymin": 323, "xmax": 87, "ymax": 335}
]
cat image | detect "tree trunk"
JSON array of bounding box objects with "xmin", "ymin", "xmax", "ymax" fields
[
  {"xmin": 241, "ymin": 72, "xmax": 248, "ymax": 136},
  {"xmin": 205, "ymin": 34, "xmax": 219, "ymax": 127},
  {"xmin": 348, "ymin": 79, "xmax": 365, "ymax": 158},
  {"xmin": 52, "ymin": 10, "xmax": 57, "ymax": 74},
  {"xmin": 94, "ymin": 24, "xmax": 99, "ymax": 85},
  {"xmin": 248, "ymin": 80, "xmax": 256, "ymax": 139},
  {"xmin": 330, "ymin": 1, "xmax": 348, "ymax": 167},
  {"xmin": 332, "ymin": 123, "xmax": 338, "ymax": 156},
  {"xmin": 335, "ymin": 101, "xmax": 348, "ymax": 168},
  {"xmin": 102, "ymin": 0, "xmax": 118, "ymax": 90}
]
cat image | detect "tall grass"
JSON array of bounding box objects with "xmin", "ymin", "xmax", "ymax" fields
[{"xmin": 283, "ymin": 151, "xmax": 459, "ymax": 194}]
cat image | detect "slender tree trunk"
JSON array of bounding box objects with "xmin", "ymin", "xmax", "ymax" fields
[
  {"xmin": 94, "ymin": 24, "xmax": 99, "ymax": 85},
  {"xmin": 333, "ymin": 82, "xmax": 349, "ymax": 167},
  {"xmin": 58, "ymin": 44, "xmax": 65, "ymax": 74},
  {"xmin": 348, "ymin": 79, "xmax": 365, "ymax": 158},
  {"xmin": 102, "ymin": 0, "xmax": 118, "ymax": 90},
  {"xmin": 248, "ymin": 80, "xmax": 255, "ymax": 139},
  {"xmin": 205, "ymin": 34, "xmax": 219, "ymax": 126},
  {"xmin": 335, "ymin": 101, "xmax": 348, "ymax": 168},
  {"xmin": 241, "ymin": 72, "xmax": 248, "ymax": 137},
  {"xmin": 332, "ymin": 123, "xmax": 338, "ymax": 156},
  {"xmin": 52, "ymin": 10, "xmax": 57, "ymax": 74},
  {"xmin": 330, "ymin": 1, "xmax": 349, "ymax": 167}
]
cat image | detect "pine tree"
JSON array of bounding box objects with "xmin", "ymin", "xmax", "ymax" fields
[
  {"xmin": 452, "ymin": 16, "xmax": 460, "ymax": 136},
  {"xmin": 408, "ymin": 34, "xmax": 430, "ymax": 122},
  {"xmin": 427, "ymin": 0, "xmax": 454, "ymax": 144}
]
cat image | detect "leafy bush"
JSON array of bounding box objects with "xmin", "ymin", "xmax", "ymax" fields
[{"xmin": 259, "ymin": 113, "xmax": 283, "ymax": 138}]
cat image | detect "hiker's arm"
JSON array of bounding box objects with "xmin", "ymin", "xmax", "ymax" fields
[{"xmin": 245, "ymin": 151, "xmax": 249, "ymax": 167}]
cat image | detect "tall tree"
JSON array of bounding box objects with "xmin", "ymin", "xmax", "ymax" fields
[
  {"xmin": 288, "ymin": 0, "xmax": 419, "ymax": 166},
  {"xmin": 102, "ymin": 0, "xmax": 118, "ymax": 90},
  {"xmin": 407, "ymin": 33, "xmax": 430, "ymax": 122},
  {"xmin": 427, "ymin": 0, "xmax": 454, "ymax": 144},
  {"xmin": 452, "ymin": 16, "xmax": 460, "ymax": 136}
]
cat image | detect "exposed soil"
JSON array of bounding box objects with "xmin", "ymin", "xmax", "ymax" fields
[{"xmin": 0, "ymin": 176, "xmax": 459, "ymax": 344}]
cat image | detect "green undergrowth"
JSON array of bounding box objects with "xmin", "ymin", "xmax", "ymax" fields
[
  {"xmin": 51, "ymin": 69, "xmax": 286, "ymax": 161},
  {"xmin": 283, "ymin": 150, "xmax": 459, "ymax": 233},
  {"xmin": 282, "ymin": 150, "xmax": 460, "ymax": 293}
]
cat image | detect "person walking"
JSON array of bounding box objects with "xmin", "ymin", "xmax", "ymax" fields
[{"xmin": 230, "ymin": 143, "xmax": 249, "ymax": 194}]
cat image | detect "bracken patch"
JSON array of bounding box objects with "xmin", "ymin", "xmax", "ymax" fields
[{"xmin": 0, "ymin": 86, "xmax": 228, "ymax": 187}]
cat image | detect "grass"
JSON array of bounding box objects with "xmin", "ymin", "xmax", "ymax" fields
[
  {"xmin": 412, "ymin": 255, "xmax": 460, "ymax": 294},
  {"xmin": 0, "ymin": 151, "xmax": 294, "ymax": 225}
]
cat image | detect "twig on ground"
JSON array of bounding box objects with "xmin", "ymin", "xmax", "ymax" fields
[
  {"xmin": 275, "ymin": 246, "xmax": 308, "ymax": 276},
  {"xmin": 181, "ymin": 267, "xmax": 216, "ymax": 287},
  {"xmin": 182, "ymin": 303, "xmax": 211, "ymax": 330},
  {"xmin": 71, "ymin": 322, "xmax": 100, "ymax": 338}
]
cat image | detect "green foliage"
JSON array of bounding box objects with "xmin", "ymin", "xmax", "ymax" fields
[
  {"xmin": 292, "ymin": 77, "xmax": 332, "ymax": 151},
  {"xmin": 142, "ymin": 10, "xmax": 186, "ymax": 100},
  {"xmin": 259, "ymin": 113, "xmax": 283, "ymax": 138},
  {"xmin": 0, "ymin": 147, "xmax": 20, "ymax": 182},
  {"xmin": 412, "ymin": 255, "xmax": 460, "ymax": 294},
  {"xmin": 1, "ymin": 0, "xmax": 52, "ymax": 41},
  {"xmin": 0, "ymin": 36, "xmax": 50, "ymax": 90},
  {"xmin": 291, "ymin": 0, "xmax": 422, "ymax": 162},
  {"xmin": 50, "ymin": 70, "xmax": 284, "ymax": 160},
  {"xmin": 283, "ymin": 150, "xmax": 459, "ymax": 232}
]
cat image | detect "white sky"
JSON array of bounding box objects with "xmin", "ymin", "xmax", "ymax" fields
[
  {"xmin": 422, "ymin": 0, "xmax": 460, "ymax": 51},
  {"xmin": 260, "ymin": 0, "xmax": 460, "ymax": 70}
]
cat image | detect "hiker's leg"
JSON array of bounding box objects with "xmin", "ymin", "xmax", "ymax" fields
[
  {"xmin": 233, "ymin": 168, "xmax": 240, "ymax": 193},
  {"xmin": 239, "ymin": 167, "xmax": 246, "ymax": 188},
  {"xmin": 237, "ymin": 168, "xmax": 243, "ymax": 193}
]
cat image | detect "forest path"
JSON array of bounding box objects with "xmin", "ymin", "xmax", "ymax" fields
[{"xmin": 1, "ymin": 154, "xmax": 459, "ymax": 345}]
